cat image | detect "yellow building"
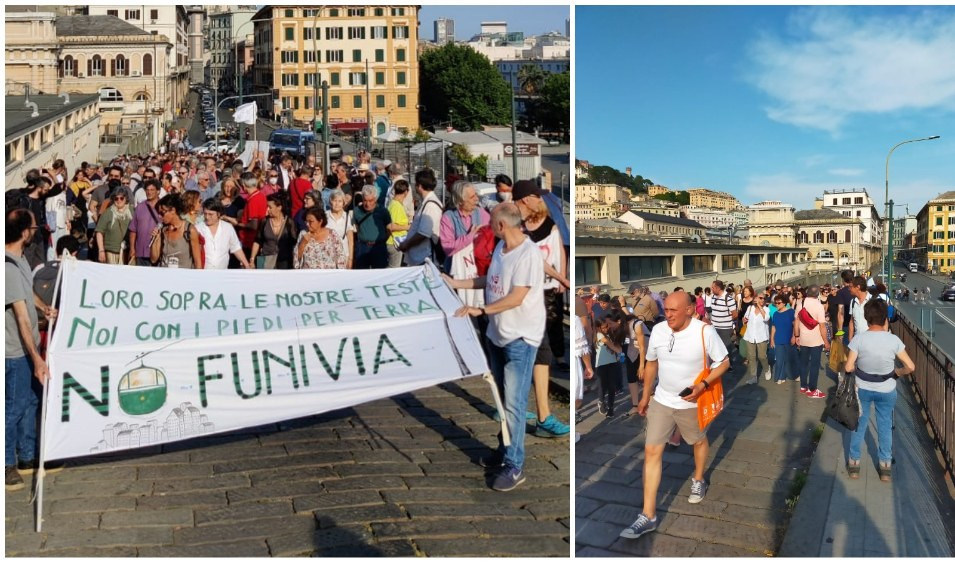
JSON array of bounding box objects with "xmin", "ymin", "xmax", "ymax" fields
[
  {"xmin": 916, "ymin": 190, "xmax": 955, "ymax": 274},
  {"xmin": 252, "ymin": 5, "xmax": 419, "ymax": 136},
  {"xmin": 688, "ymin": 188, "xmax": 743, "ymax": 211},
  {"xmin": 647, "ymin": 185, "xmax": 670, "ymax": 197},
  {"xmin": 575, "ymin": 183, "xmax": 629, "ymax": 206}
]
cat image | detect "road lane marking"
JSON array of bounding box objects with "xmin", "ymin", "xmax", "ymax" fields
[{"xmin": 936, "ymin": 310, "xmax": 955, "ymax": 329}]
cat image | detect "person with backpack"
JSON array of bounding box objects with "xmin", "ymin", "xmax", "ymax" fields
[
  {"xmin": 623, "ymin": 312, "xmax": 650, "ymax": 416},
  {"xmin": 848, "ymin": 276, "xmax": 872, "ymax": 343},
  {"xmin": 385, "ymin": 181, "xmax": 412, "ymax": 268},
  {"xmin": 398, "ymin": 168, "xmax": 443, "ymax": 267},
  {"xmin": 793, "ymin": 285, "xmax": 829, "ymax": 398}
]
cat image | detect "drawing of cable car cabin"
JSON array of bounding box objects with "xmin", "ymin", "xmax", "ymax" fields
[{"xmin": 118, "ymin": 364, "xmax": 168, "ymax": 416}]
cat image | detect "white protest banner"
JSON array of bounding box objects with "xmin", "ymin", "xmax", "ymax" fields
[
  {"xmin": 43, "ymin": 260, "xmax": 488, "ymax": 461},
  {"xmin": 235, "ymin": 140, "xmax": 270, "ymax": 167},
  {"xmin": 233, "ymin": 101, "xmax": 258, "ymax": 125}
]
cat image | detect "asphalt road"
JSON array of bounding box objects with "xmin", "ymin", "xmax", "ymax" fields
[{"xmin": 888, "ymin": 263, "xmax": 955, "ymax": 359}]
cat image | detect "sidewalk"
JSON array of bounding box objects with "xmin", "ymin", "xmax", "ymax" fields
[
  {"xmin": 780, "ymin": 377, "xmax": 955, "ymax": 556},
  {"xmin": 576, "ymin": 361, "xmax": 827, "ymax": 556},
  {"xmin": 5, "ymin": 377, "xmax": 569, "ymax": 557}
]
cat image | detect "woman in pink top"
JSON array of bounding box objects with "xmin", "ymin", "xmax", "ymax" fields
[{"xmin": 439, "ymin": 181, "xmax": 490, "ymax": 269}]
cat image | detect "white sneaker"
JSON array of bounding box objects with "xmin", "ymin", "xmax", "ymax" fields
[
  {"xmin": 764, "ymin": 369, "xmax": 772, "ymax": 381},
  {"xmin": 688, "ymin": 478, "xmax": 707, "ymax": 504}
]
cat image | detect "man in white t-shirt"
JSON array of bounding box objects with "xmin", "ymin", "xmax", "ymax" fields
[
  {"xmin": 195, "ymin": 199, "xmax": 251, "ymax": 270},
  {"xmin": 398, "ymin": 168, "xmax": 443, "ymax": 266},
  {"xmin": 620, "ymin": 291, "xmax": 729, "ymax": 540},
  {"xmin": 848, "ymin": 276, "xmax": 871, "ymax": 343},
  {"xmin": 447, "ymin": 203, "xmax": 544, "ymax": 493}
]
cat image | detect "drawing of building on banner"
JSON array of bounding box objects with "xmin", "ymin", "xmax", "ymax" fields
[{"xmin": 89, "ymin": 402, "xmax": 215, "ymax": 453}]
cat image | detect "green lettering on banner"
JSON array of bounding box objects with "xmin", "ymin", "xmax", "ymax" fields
[
  {"xmin": 297, "ymin": 344, "xmax": 311, "ymax": 387},
  {"xmin": 313, "ymin": 339, "xmax": 348, "ymax": 380},
  {"xmin": 66, "ymin": 316, "xmax": 117, "ymax": 349},
  {"xmin": 61, "ymin": 368, "xmax": 110, "ymax": 421},
  {"xmin": 374, "ymin": 334, "xmax": 412, "ymax": 374},
  {"xmin": 264, "ymin": 346, "xmax": 298, "ymax": 390},
  {"xmin": 197, "ymin": 354, "xmax": 224, "ymax": 407},
  {"xmin": 353, "ymin": 337, "xmax": 366, "ymax": 376},
  {"xmin": 232, "ymin": 351, "xmax": 263, "ymax": 399}
]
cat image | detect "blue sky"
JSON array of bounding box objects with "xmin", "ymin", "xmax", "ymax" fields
[
  {"xmin": 576, "ymin": 6, "xmax": 955, "ymax": 215},
  {"xmin": 420, "ymin": 5, "xmax": 569, "ymax": 42}
]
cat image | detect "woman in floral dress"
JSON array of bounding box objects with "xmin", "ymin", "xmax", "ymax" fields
[{"xmin": 295, "ymin": 207, "xmax": 346, "ymax": 269}]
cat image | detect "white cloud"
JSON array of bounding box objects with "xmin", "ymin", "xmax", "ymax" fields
[
  {"xmin": 746, "ymin": 8, "xmax": 955, "ymax": 134},
  {"xmin": 829, "ymin": 168, "xmax": 865, "ymax": 177}
]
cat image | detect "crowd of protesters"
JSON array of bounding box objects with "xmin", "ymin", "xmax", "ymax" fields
[
  {"xmin": 575, "ymin": 269, "xmax": 915, "ymax": 540},
  {"xmin": 6, "ymin": 129, "xmax": 572, "ymax": 493}
]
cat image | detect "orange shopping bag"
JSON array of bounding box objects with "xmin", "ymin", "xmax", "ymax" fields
[{"xmin": 694, "ymin": 326, "xmax": 724, "ymax": 429}]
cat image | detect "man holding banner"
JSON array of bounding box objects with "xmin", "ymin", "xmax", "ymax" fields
[
  {"xmin": 447, "ymin": 203, "xmax": 545, "ymax": 492},
  {"xmin": 6, "ymin": 208, "xmax": 61, "ymax": 491}
]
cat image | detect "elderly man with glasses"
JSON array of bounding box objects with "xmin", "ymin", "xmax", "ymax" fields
[{"xmin": 620, "ymin": 291, "xmax": 729, "ymax": 541}]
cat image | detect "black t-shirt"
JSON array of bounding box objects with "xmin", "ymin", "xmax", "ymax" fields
[{"xmin": 833, "ymin": 285, "xmax": 853, "ymax": 329}]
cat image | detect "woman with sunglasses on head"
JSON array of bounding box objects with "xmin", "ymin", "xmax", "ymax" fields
[
  {"xmin": 93, "ymin": 187, "xmax": 133, "ymax": 264},
  {"xmin": 150, "ymin": 193, "xmax": 203, "ymax": 269}
]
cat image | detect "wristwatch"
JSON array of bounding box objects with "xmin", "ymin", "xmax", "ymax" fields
[{"xmin": 701, "ymin": 380, "xmax": 710, "ymax": 389}]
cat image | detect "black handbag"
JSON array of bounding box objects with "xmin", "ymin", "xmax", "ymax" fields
[{"xmin": 829, "ymin": 373, "xmax": 861, "ymax": 431}]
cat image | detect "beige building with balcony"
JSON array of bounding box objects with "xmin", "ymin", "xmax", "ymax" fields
[
  {"xmin": 795, "ymin": 208, "xmax": 870, "ymax": 271},
  {"xmin": 747, "ymin": 200, "xmax": 796, "ymax": 247},
  {"xmin": 5, "ymin": 12, "xmax": 176, "ymax": 154},
  {"xmin": 252, "ymin": 5, "xmax": 419, "ymax": 136},
  {"xmin": 647, "ymin": 185, "xmax": 671, "ymax": 197},
  {"xmin": 688, "ymin": 188, "xmax": 743, "ymax": 211},
  {"xmin": 616, "ymin": 210, "xmax": 706, "ymax": 241}
]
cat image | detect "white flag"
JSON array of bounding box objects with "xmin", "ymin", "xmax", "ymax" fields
[{"xmin": 233, "ymin": 101, "xmax": 257, "ymax": 125}]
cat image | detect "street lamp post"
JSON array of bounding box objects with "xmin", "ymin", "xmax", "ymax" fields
[{"xmin": 884, "ymin": 135, "xmax": 940, "ymax": 298}]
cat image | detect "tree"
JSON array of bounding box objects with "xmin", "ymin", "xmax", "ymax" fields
[
  {"xmin": 517, "ymin": 64, "xmax": 549, "ymax": 96},
  {"xmin": 419, "ymin": 44, "xmax": 512, "ymax": 131},
  {"xmin": 537, "ymin": 71, "xmax": 570, "ymax": 139},
  {"xmin": 653, "ymin": 191, "xmax": 690, "ymax": 205}
]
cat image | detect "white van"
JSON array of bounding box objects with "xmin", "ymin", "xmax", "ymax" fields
[{"xmin": 909, "ymin": 263, "xmax": 918, "ymax": 272}]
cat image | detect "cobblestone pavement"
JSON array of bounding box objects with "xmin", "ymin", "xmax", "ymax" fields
[
  {"xmin": 575, "ymin": 360, "xmax": 828, "ymax": 556},
  {"xmin": 6, "ymin": 377, "xmax": 570, "ymax": 557}
]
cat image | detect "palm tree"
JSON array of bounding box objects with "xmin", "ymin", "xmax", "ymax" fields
[{"xmin": 517, "ymin": 64, "xmax": 549, "ymax": 96}]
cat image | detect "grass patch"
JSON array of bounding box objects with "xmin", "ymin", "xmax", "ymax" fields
[
  {"xmin": 811, "ymin": 423, "xmax": 825, "ymax": 444},
  {"xmin": 785, "ymin": 469, "xmax": 809, "ymax": 512}
]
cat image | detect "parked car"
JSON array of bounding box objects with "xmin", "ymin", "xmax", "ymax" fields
[
  {"xmin": 327, "ymin": 142, "xmax": 342, "ymax": 159},
  {"xmin": 205, "ymin": 127, "xmax": 231, "ymax": 140},
  {"xmin": 941, "ymin": 284, "xmax": 955, "ymax": 302}
]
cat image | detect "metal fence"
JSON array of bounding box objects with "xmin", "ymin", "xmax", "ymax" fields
[
  {"xmin": 375, "ymin": 140, "xmax": 448, "ymax": 204},
  {"xmin": 891, "ymin": 310, "xmax": 955, "ymax": 485}
]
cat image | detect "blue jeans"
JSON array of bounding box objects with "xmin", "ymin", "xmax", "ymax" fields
[
  {"xmin": 798, "ymin": 345, "xmax": 823, "ymax": 391},
  {"xmin": 772, "ymin": 343, "xmax": 793, "ymax": 381},
  {"xmin": 5, "ymin": 356, "xmax": 39, "ymax": 466},
  {"xmin": 849, "ymin": 388, "xmax": 897, "ymax": 463},
  {"xmin": 488, "ymin": 338, "xmax": 537, "ymax": 471}
]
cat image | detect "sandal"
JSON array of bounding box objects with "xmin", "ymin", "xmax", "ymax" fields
[
  {"xmin": 847, "ymin": 460, "xmax": 861, "ymax": 479},
  {"xmin": 878, "ymin": 462, "xmax": 892, "ymax": 482}
]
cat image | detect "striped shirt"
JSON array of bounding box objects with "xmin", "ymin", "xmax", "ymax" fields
[{"xmin": 709, "ymin": 292, "xmax": 737, "ymax": 330}]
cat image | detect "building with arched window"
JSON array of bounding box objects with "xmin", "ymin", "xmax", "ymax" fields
[
  {"xmin": 794, "ymin": 208, "xmax": 874, "ymax": 271},
  {"xmin": 5, "ymin": 11, "xmax": 177, "ymax": 154}
]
